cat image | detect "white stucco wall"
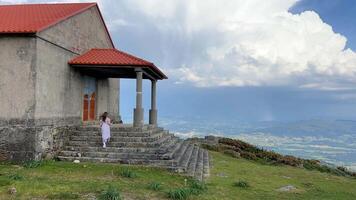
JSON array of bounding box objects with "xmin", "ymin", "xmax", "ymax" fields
[
  {"xmin": 0, "ymin": 37, "xmax": 36, "ymax": 121},
  {"xmin": 34, "ymin": 6, "xmax": 119, "ymax": 123}
]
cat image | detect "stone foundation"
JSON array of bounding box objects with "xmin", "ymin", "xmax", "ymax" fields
[{"xmin": 0, "ymin": 117, "xmax": 81, "ymax": 162}]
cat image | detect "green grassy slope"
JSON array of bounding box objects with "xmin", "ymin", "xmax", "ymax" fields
[{"xmin": 0, "ymin": 151, "xmax": 356, "ymax": 199}]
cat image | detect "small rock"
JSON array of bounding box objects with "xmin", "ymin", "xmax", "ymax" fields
[
  {"xmin": 216, "ymin": 172, "xmax": 228, "ymax": 178},
  {"xmin": 82, "ymin": 193, "xmax": 97, "ymax": 200},
  {"xmin": 70, "ymin": 147, "xmax": 75, "ymax": 151},
  {"xmin": 77, "ymin": 153, "xmax": 82, "ymax": 157},
  {"xmin": 8, "ymin": 187, "xmax": 16, "ymax": 195},
  {"xmin": 73, "ymin": 160, "xmax": 80, "ymax": 164},
  {"xmin": 276, "ymin": 185, "xmax": 297, "ymax": 192}
]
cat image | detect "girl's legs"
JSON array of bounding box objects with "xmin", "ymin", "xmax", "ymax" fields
[{"xmin": 103, "ymin": 139, "xmax": 107, "ymax": 148}]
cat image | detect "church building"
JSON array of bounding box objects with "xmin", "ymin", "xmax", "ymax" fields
[
  {"xmin": 0, "ymin": 2, "xmax": 209, "ymax": 181},
  {"xmin": 0, "ymin": 3, "xmax": 166, "ymax": 160}
]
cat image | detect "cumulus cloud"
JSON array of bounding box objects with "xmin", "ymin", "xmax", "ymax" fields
[
  {"xmin": 5, "ymin": 0, "xmax": 356, "ymax": 89},
  {"xmin": 102, "ymin": 0, "xmax": 356, "ymax": 89}
]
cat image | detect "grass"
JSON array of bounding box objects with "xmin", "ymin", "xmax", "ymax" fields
[
  {"xmin": 47, "ymin": 192, "xmax": 80, "ymax": 199},
  {"xmin": 0, "ymin": 151, "xmax": 355, "ymax": 199}
]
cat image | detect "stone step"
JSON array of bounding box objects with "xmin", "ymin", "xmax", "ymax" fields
[
  {"xmin": 173, "ymin": 141, "xmax": 189, "ymax": 161},
  {"xmin": 69, "ymin": 131, "xmax": 166, "ymax": 143},
  {"xmin": 178, "ymin": 144, "xmax": 195, "ymax": 171},
  {"xmin": 64, "ymin": 146, "xmax": 159, "ymax": 154},
  {"xmin": 186, "ymin": 146, "xmax": 199, "ymax": 177},
  {"xmin": 66, "ymin": 134, "xmax": 173, "ymax": 148},
  {"xmin": 159, "ymin": 139, "xmax": 183, "ymax": 159},
  {"xmin": 59, "ymin": 151, "xmax": 160, "ymax": 160},
  {"xmin": 193, "ymin": 148, "xmax": 204, "ymax": 181},
  {"xmin": 203, "ymin": 150, "xmax": 210, "ymax": 180},
  {"xmin": 70, "ymin": 129, "xmax": 168, "ymax": 137},
  {"xmin": 57, "ymin": 156, "xmax": 178, "ymax": 167},
  {"xmin": 76, "ymin": 126, "xmax": 164, "ymax": 133}
]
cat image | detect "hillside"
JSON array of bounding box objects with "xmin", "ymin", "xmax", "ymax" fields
[{"xmin": 0, "ymin": 139, "xmax": 356, "ymax": 199}]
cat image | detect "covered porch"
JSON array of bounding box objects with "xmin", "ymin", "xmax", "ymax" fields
[{"xmin": 69, "ymin": 48, "xmax": 167, "ymax": 127}]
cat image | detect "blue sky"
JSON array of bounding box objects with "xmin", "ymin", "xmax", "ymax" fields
[
  {"xmin": 3, "ymin": 0, "xmax": 356, "ymax": 123},
  {"xmin": 117, "ymin": 0, "xmax": 356, "ymax": 122}
]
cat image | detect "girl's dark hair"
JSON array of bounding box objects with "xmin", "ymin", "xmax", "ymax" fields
[{"xmin": 101, "ymin": 112, "xmax": 108, "ymax": 121}]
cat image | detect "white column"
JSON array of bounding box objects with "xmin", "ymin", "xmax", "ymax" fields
[
  {"xmin": 149, "ymin": 80, "xmax": 157, "ymax": 126},
  {"xmin": 133, "ymin": 70, "xmax": 144, "ymax": 127}
]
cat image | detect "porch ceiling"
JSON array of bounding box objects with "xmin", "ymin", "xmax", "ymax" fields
[{"xmin": 70, "ymin": 64, "xmax": 160, "ymax": 80}]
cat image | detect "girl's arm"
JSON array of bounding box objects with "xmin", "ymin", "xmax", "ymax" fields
[{"xmin": 106, "ymin": 118, "xmax": 112, "ymax": 126}]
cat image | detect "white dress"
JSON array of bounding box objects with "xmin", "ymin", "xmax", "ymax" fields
[{"xmin": 101, "ymin": 117, "xmax": 111, "ymax": 142}]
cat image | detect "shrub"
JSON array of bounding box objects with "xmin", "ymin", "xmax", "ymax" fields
[
  {"xmin": 233, "ymin": 180, "xmax": 250, "ymax": 188},
  {"xmin": 240, "ymin": 152, "xmax": 257, "ymax": 160},
  {"xmin": 8, "ymin": 174, "xmax": 23, "ymax": 181},
  {"xmin": 118, "ymin": 168, "xmax": 137, "ymax": 178},
  {"xmin": 167, "ymin": 188, "xmax": 191, "ymax": 200},
  {"xmin": 148, "ymin": 182, "xmax": 162, "ymax": 191},
  {"xmin": 98, "ymin": 185, "xmax": 122, "ymax": 200},
  {"xmin": 23, "ymin": 160, "xmax": 42, "ymax": 168},
  {"xmin": 223, "ymin": 149, "xmax": 241, "ymax": 158},
  {"xmin": 201, "ymin": 144, "xmax": 221, "ymax": 152}
]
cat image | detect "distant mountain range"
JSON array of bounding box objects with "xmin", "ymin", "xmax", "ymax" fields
[{"xmin": 160, "ymin": 116, "xmax": 356, "ymax": 172}]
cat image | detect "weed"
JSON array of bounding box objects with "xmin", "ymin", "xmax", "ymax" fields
[
  {"xmin": 167, "ymin": 188, "xmax": 190, "ymax": 200},
  {"xmin": 8, "ymin": 174, "xmax": 23, "ymax": 181},
  {"xmin": 23, "ymin": 160, "xmax": 42, "ymax": 168},
  {"xmin": 119, "ymin": 168, "xmax": 137, "ymax": 178},
  {"xmin": 188, "ymin": 180, "xmax": 207, "ymax": 195},
  {"xmin": 98, "ymin": 185, "xmax": 122, "ymax": 200},
  {"xmin": 233, "ymin": 180, "xmax": 250, "ymax": 188},
  {"xmin": 148, "ymin": 181, "xmax": 162, "ymax": 191}
]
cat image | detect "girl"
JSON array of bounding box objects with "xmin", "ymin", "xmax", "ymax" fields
[{"xmin": 100, "ymin": 112, "xmax": 111, "ymax": 148}]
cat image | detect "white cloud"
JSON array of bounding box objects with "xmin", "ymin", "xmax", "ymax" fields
[
  {"xmin": 102, "ymin": 0, "xmax": 356, "ymax": 89},
  {"xmin": 6, "ymin": 0, "xmax": 356, "ymax": 89}
]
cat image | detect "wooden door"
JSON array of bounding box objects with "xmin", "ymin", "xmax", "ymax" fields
[
  {"xmin": 83, "ymin": 94, "xmax": 89, "ymax": 121},
  {"xmin": 83, "ymin": 76, "xmax": 96, "ymax": 121},
  {"xmin": 89, "ymin": 92, "xmax": 96, "ymax": 120}
]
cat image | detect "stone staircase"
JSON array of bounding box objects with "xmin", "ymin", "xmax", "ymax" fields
[{"xmin": 57, "ymin": 125, "xmax": 210, "ymax": 181}]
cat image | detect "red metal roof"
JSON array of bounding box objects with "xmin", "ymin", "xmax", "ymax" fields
[
  {"xmin": 69, "ymin": 48, "xmax": 167, "ymax": 79},
  {"xmin": 0, "ymin": 3, "xmax": 114, "ymax": 47}
]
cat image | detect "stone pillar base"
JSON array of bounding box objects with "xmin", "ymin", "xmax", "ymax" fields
[
  {"xmin": 133, "ymin": 108, "xmax": 144, "ymax": 127},
  {"xmin": 149, "ymin": 109, "xmax": 157, "ymax": 126}
]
